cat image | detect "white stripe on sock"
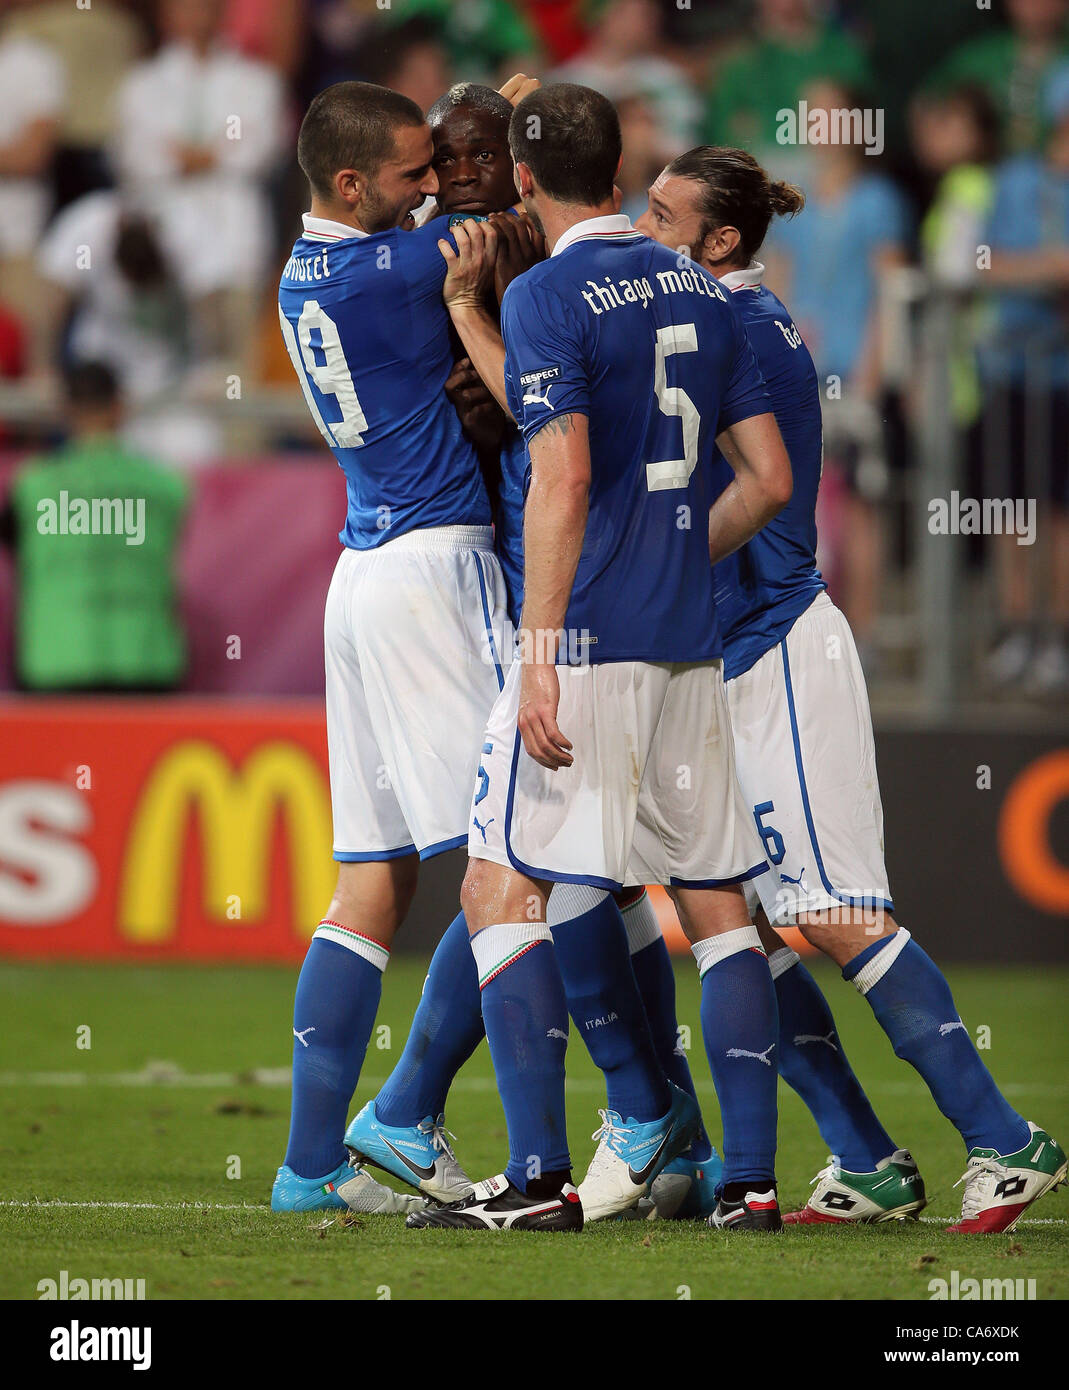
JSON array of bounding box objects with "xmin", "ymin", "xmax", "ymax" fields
[
  {"xmin": 619, "ymin": 890, "xmax": 663, "ymax": 954},
  {"xmin": 851, "ymin": 928, "xmax": 911, "ymax": 995},
  {"xmin": 546, "ymin": 882, "xmax": 609, "ymax": 926},
  {"xmin": 767, "ymin": 945, "xmax": 801, "ymax": 981},
  {"xmin": 470, "ymin": 921, "xmax": 552, "ymax": 989},
  {"xmin": 691, "ymin": 925, "xmax": 764, "ymax": 979},
  {"xmin": 311, "ymin": 920, "xmax": 389, "ymax": 970}
]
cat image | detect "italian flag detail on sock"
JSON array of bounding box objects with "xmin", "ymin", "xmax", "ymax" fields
[
  {"xmin": 478, "ymin": 940, "xmax": 543, "ymax": 990},
  {"xmin": 313, "ymin": 919, "xmax": 390, "ymax": 969}
]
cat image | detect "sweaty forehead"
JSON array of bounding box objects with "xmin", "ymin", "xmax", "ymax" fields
[
  {"xmin": 652, "ymin": 172, "xmax": 700, "ymax": 214},
  {"xmin": 434, "ymin": 106, "xmax": 510, "ymax": 152}
]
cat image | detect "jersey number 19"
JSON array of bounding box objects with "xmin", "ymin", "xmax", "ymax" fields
[{"xmin": 279, "ymin": 300, "xmax": 369, "ymax": 449}]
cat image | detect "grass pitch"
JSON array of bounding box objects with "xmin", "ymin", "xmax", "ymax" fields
[{"xmin": 1, "ymin": 958, "xmax": 1066, "ymax": 1301}]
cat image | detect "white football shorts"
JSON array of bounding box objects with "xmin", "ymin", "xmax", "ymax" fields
[
  {"xmin": 725, "ymin": 591, "xmax": 894, "ymax": 925},
  {"xmin": 324, "ymin": 525, "xmax": 508, "ymax": 861},
  {"xmin": 468, "ymin": 657, "xmax": 768, "ymax": 892}
]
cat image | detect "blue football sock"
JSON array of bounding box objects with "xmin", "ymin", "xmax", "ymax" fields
[
  {"xmin": 769, "ymin": 946, "xmax": 895, "ymax": 1171},
  {"xmin": 693, "ymin": 928, "xmax": 778, "ymax": 1186},
  {"xmin": 375, "ymin": 911, "xmax": 484, "ymax": 1127},
  {"xmin": 846, "ymin": 930, "xmax": 1030, "ymax": 1155},
  {"xmin": 283, "ymin": 928, "xmax": 388, "ymax": 1179},
  {"xmin": 549, "ymin": 886, "xmax": 671, "ymax": 1123},
  {"xmin": 622, "ymin": 892, "xmax": 713, "ymax": 1161},
  {"xmin": 471, "ymin": 923, "xmax": 571, "ymax": 1193}
]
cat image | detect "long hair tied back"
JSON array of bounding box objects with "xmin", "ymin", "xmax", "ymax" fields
[{"xmin": 665, "ymin": 146, "xmax": 805, "ymax": 263}]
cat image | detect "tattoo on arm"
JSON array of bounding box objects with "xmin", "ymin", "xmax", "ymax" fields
[{"xmin": 538, "ymin": 413, "xmax": 576, "ymax": 437}]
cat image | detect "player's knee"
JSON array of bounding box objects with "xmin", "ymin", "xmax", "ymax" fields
[
  {"xmin": 755, "ymin": 914, "xmax": 786, "ymax": 956},
  {"xmin": 330, "ymin": 856, "xmax": 418, "ymax": 935},
  {"xmin": 459, "ymin": 860, "xmax": 492, "ymax": 929},
  {"xmin": 797, "ymin": 911, "xmax": 897, "ymax": 966}
]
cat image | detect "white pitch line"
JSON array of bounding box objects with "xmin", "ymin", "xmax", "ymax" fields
[
  {"xmin": 0, "ymin": 1200, "xmax": 276, "ymax": 1212},
  {"xmin": 916, "ymin": 1215, "xmax": 1067, "ymax": 1227},
  {"xmin": 0, "ymin": 1200, "xmax": 1064, "ymax": 1226}
]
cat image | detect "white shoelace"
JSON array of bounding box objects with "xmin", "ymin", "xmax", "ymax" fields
[
  {"xmin": 418, "ymin": 1116, "xmax": 460, "ymax": 1162},
  {"xmin": 954, "ymin": 1155, "xmax": 1006, "ymax": 1221},
  {"xmin": 810, "ymin": 1155, "xmax": 842, "ymax": 1186},
  {"xmin": 589, "ymin": 1109, "xmax": 633, "ymax": 1164}
]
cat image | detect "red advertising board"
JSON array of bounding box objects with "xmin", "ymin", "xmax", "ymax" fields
[
  {"xmin": 0, "ymin": 701, "xmax": 1064, "ymax": 961},
  {"xmin": 0, "ymin": 699, "xmax": 336, "ymax": 960}
]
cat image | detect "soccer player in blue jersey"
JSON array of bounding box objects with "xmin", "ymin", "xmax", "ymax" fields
[
  {"xmin": 270, "ymin": 81, "xmax": 510, "ymax": 1214},
  {"xmin": 406, "ymin": 85, "xmax": 794, "ymax": 1233},
  {"xmin": 414, "ymin": 84, "xmax": 727, "ymax": 1222},
  {"xmin": 634, "ymin": 146, "xmax": 1066, "ymax": 1234}
]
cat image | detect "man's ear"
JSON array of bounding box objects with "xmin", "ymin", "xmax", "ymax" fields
[
  {"xmin": 514, "ymin": 160, "xmax": 534, "ymax": 201},
  {"xmin": 333, "ymin": 168, "xmax": 362, "ymax": 210},
  {"xmin": 700, "ymin": 223, "xmax": 742, "ymax": 269}
]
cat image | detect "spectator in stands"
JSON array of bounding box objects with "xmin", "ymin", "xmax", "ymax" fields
[
  {"xmin": 113, "ymin": 0, "xmax": 285, "ymax": 374},
  {"xmin": 379, "ymin": 0, "xmax": 539, "ymax": 85},
  {"xmin": 0, "ymin": 18, "xmax": 65, "ymax": 372},
  {"xmin": 36, "ymin": 191, "xmax": 220, "ymax": 467},
  {"xmin": 912, "ymin": 85, "xmax": 999, "ymax": 427},
  {"xmin": 3, "ymin": 362, "xmax": 189, "ymax": 692},
  {"xmin": 929, "ymin": 0, "xmax": 1069, "ymax": 155},
  {"xmin": 5, "ymin": 0, "xmax": 144, "ymax": 210},
  {"xmin": 702, "ymin": 0, "xmax": 870, "ymax": 172},
  {"xmin": 223, "ymin": 0, "xmax": 304, "ymax": 79},
  {"xmin": 550, "ymin": 0, "xmax": 699, "ymax": 155},
  {"xmin": 522, "ymin": 0, "xmax": 591, "ymax": 65},
  {"xmin": 616, "ymin": 94, "xmax": 672, "ymax": 222},
  {"xmin": 972, "ymin": 75, "xmax": 1069, "ymax": 695},
  {"xmin": 351, "ymin": 17, "xmax": 453, "ymax": 115},
  {"xmin": 765, "ymin": 76, "xmax": 909, "ymax": 667}
]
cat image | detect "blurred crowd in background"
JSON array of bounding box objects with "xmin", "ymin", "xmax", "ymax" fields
[{"xmin": 0, "ymin": 0, "xmax": 1067, "ymax": 703}]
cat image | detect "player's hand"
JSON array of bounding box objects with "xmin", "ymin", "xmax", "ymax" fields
[
  {"xmin": 445, "ymin": 357, "xmax": 491, "ymax": 408},
  {"xmin": 489, "ymin": 212, "xmax": 546, "ymax": 302},
  {"xmin": 439, "ymin": 218, "xmax": 498, "ymax": 311},
  {"xmin": 499, "ymin": 73, "xmax": 541, "ymax": 106},
  {"xmin": 445, "ymin": 357, "xmax": 507, "ymax": 449},
  {"xmin": 518, "ymin": 661, "xmax": 573, "ymax": 771}
]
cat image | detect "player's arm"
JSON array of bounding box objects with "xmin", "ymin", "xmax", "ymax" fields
[
  {"xmin": 439, "ymin": 220, "xmax": 513, "ymax": 417},
  {"xmin": 518, "ymin": 412, "xmax": 590, "ymax": 771},
  {"xmin": 709, "ymin": 411, "xmax": 792, "ymax": 565}
]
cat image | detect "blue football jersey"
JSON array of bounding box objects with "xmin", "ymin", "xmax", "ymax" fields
[
  {"xmin": 710, "ymin": 271, "xmax": 826, "ymax": 679},
  {"xmin": 500, "ymin": 217, "xmax": 771, "ymax": 664},
  {"xmin": 494, "ymin": 425, "xmax": 527, "ymax": 626},
  {"xmin": 279, "ymin": 214, "xmax": 490, "ymax": 549}
]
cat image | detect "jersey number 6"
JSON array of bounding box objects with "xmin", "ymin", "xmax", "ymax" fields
[
  {"xmin": 646, "ymin": 323, "xmax": 699, "ymax": 493},
  {"xmin": 279, "ymin": 300, "xmax": 369, "ymax": 449}
]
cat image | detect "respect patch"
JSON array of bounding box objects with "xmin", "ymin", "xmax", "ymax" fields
[{"xmin": 519, "ymin": 366, "xmax": 562, "ymax": 387}]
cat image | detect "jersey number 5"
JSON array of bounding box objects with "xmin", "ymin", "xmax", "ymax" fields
[
  {"xmin": 279, "ymin": 300, "xmax": 369, "ymax": 448},
  {"xmin": 646, "ymin": 323, "xmax": 700, "ymax": 492}
]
